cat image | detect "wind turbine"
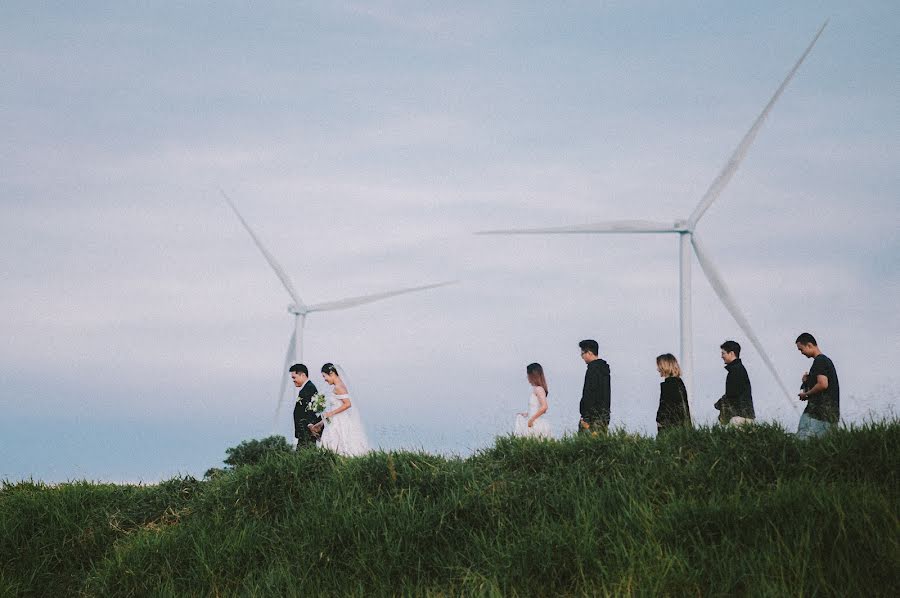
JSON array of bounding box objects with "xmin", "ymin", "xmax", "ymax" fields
[
  {"xmin": 479, "ymin": 22, "xmax": 828, "ymax": 414},
  {"xmin": 221, "ymin": 190, "xmax": 456, "ymax": 429}
]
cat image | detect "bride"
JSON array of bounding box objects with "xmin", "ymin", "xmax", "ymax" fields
[
  {"xmin": 514, "ymin": 362, "xmax": 552, "ymax": 438},
  {"xmin": 311, "ymin": 363, "xmax": 369, "ymax": 457}
]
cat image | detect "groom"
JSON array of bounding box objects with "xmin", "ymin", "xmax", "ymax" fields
[{"xmin": 290, "ymin": 363, "xmax": 321, "ymax": 449}]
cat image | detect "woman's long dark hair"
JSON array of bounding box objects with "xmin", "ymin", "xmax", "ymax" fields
[
  {"xmin": 526, "ymin": 362, "xmax": 549, "ymax": 396},
  {"xmin": 321, "ymin": 363, "xmax": 339, "ymax": 376}
]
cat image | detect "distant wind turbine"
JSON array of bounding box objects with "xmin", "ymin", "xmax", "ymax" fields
[
  {"xmin": 221, "ymin": 190, "xmax": 456, "ymax": 429},
  {"xmin": 479, "ymin": 22, "xmax": 829, "ymax": 413}
]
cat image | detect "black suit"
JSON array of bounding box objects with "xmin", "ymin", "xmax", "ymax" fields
[{"xmin": 293, "ymin": 380, "xmax": 321, "ymax": 447}]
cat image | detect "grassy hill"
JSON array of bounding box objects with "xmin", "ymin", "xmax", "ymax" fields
[{"xmin": 2, "ymin": 423, "xmax": 898, "ymax": 596}]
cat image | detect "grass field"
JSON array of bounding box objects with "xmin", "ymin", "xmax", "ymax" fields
[{"xmin": 2, "ymin": 422, "xmax": 898, "ymax": 596}]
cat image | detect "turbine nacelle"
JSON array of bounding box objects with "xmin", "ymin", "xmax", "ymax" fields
[{"xmin": 287, "ymin": 304, "xmax": 308, "ymax": 316}]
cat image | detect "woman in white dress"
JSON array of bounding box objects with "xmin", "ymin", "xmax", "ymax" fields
[
  {"xmin": 514, "ymin": 362, "xmax": 551, "ymax": 438},
  {"xmin": 313, "ymin": 363, "xmax": 369, "ymax": 457}
]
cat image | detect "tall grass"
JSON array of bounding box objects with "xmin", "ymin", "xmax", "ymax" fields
[{"xmin": 2, "ymin": 422, "xmax": 898, "ymax": 596}]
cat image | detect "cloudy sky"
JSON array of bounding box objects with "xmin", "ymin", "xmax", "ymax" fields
[{"xmin": 2, "ymin": 1, "xmax": 897, "ymax": 483}]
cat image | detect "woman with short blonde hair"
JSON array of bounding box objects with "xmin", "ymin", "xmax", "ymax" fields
[
  {"xmin": 656, "ymin": 353, "xmax": 682, "ymax": 378},
  {"xmin": 655, "ymin": 353, "xmax": 691, "ymax": 433}
]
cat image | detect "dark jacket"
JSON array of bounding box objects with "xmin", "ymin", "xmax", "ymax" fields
[
  {"xmin": 716, "ymin": 358, "xmax": 755, "ymax": 420},
  {"xmin": 293, "ymin": 380, "xmax": 321, "ymax": 440},
  {"xmin": 580, "ymin": 358, "xmax": 611, "ymax": 426},
  {"xmin": 656, "ymin": 376, "xmax": 691, "ymax": 431}
]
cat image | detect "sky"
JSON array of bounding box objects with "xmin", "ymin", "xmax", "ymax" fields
[{"xmin": 1, "ymin": 1, "xmax": 898, "ymax": 483}]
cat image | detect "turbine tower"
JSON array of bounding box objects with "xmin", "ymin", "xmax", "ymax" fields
[
  {"xmin": 221, "ymin": 190, "xmax": 455, "ymax": 429},
  {"xmin": 479, "ymin": 22, "xmax": 828, "ymax": 413}
]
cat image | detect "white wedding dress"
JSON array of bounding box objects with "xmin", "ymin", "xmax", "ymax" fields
[
  {"xmin": 514, "ymin": 389, "xmax": 552, "ymax": 438},
  {"xmin": 319, "ymin": 392, "xmax": 370, "ymax": 456}
]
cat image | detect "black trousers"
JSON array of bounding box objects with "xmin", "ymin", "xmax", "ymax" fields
[{"xmin": 295, "ymin": 425, "xmax": 319, "ymax": 449}]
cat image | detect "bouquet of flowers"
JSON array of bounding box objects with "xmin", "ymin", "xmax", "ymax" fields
[{"xmin": 306, "ymin": 392, "xmax": 327, "ymax": 416}]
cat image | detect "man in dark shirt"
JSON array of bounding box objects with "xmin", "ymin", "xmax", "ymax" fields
[
  {"xmin": 795, "ymin": 332, "xmax": 839, "ymax": 439},
  {"xmin": 578, "ymin": 339, "xmax": 611, "ymax": 435},
  {"xmin": 715, "ymin": 340, "xmax": 756, "ymax": 425},
  {"xmin": 290, "ymin": 363, "xmax": 321, "ymax": 449}
]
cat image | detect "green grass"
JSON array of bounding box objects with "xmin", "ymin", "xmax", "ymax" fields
[{"xmin": 2, "ymin": 423, "xmax": 898, "ymax": 596}]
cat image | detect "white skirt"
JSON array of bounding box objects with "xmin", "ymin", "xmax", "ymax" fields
[
  {"xmin": 514, "ymin": 414, "xmax": 552, "ymax": 439},
  {"xmin": 320, "ymin": 407, "xmax": 369, "ymax": 456}
]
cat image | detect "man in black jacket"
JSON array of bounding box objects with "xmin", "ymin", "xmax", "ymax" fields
[
  {"xmin": 715, "ymin": 340, "xmax": 756, "ymax": 425},
  {"xmin": 290, "ymin": 363, "xmax": 321, "ymax": 449},
  {"xmin": 578, "ymin": 339, "xmax": 611, "ymax": 435}
]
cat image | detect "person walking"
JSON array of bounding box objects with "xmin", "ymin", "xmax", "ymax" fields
[
  {"xmin": 795, "ymin": 332, "xmax": 840, "ymax": 439},
  {"xmin": 714, "ymin": 340, "xmax": 756, "ymax": 425},
  {"xmin": 578, "ymin": 339, "xmax": 611, "ymax": 435},
  {"xmin": 655, "ymin": 353, "xmax": 692, "ymax": 433},
  {"xmin": 514, "ymin": 362, "xmax": 552, "ymax": 438},
  {"xmin": 290, "ymin": 363, "xmax": 321, "ymax": 450}
]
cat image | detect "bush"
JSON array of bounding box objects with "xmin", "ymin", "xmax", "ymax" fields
[{"xmin": 223, "ymin": 435, "xmax": 293, "ymax": 468}]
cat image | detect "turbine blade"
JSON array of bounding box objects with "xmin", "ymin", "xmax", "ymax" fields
[
  {"xmin": 306, "ymin": 280, "xmax": 457, "ymax": 313},
  {"xmin": 688, "ymin": 21, "xmax": 828, "ymax": 227},
  {"xmin": 272, "ymin": 328, "xmax": 297, "ymax": 432},
  {"xmin": 220, "ymin": 189, "xmax": 307, "ymax": 310},
  {"xmin": 477, "ymin": 221, "xmax": 680, "ymax": 235},
  {"xmin": 691, "ymin": 234, "xmax": 800, "ymax": 413}
]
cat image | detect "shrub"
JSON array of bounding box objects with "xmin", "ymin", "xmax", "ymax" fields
[{"xmin": 223, "ymin": 435, "xmax": 293, "ymax": 468}]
